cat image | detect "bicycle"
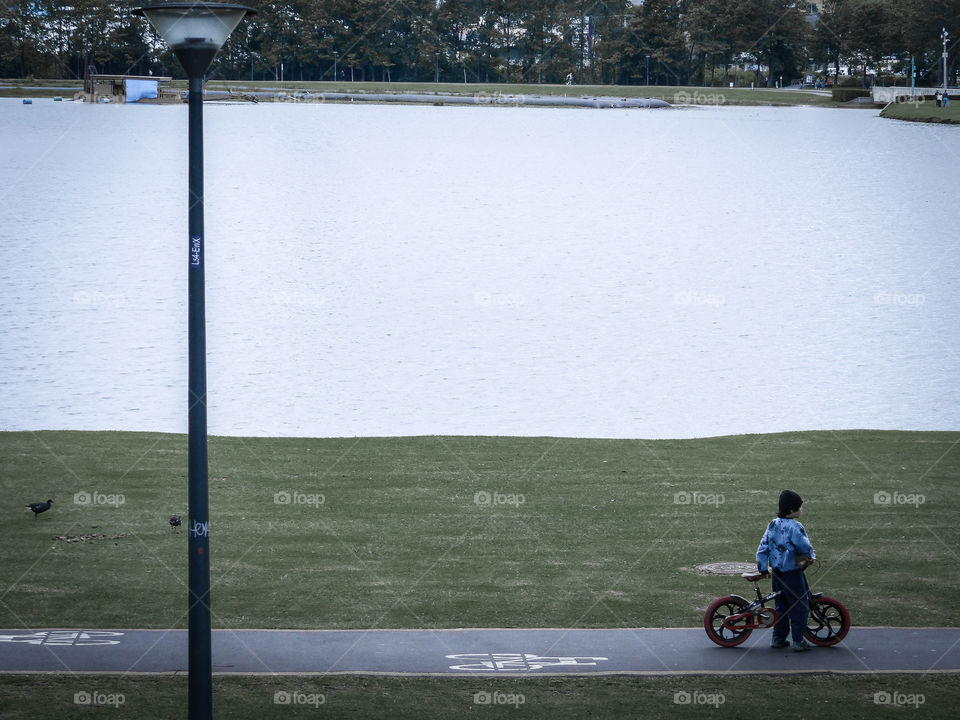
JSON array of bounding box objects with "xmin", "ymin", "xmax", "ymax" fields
[{"xmin": 703, "ymin": 560, "xmax": 850, "ymax": 648}]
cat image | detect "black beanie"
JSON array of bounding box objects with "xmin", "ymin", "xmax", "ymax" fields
[{"xmin": 778, "ymin": 490, "xmax": 803, "ymax": 517}]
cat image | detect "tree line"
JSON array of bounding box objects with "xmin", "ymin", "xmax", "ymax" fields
[{"xmin": 2, "ymin": 1, "xmax": 957, "ymax": 87}]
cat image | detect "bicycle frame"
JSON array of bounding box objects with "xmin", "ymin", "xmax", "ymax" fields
[
  {"xmin": 722, "ymin": 580, "xmax": 833, "ymax": 631},
  {"xmin": 721, "ymin": 580, "xmax": 782, "ymax": 631}
]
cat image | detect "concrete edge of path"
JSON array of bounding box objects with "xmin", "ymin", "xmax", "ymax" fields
[
  {"xmin": 6, "ymin": 626, "xmax": 954, "ymax": 632},
  {"xmin": 3, "ymin": 669, "xmax": 960, "ymax": 678}
]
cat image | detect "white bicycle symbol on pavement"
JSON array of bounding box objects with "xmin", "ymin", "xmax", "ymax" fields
[
  {"xmin": 0, "ymin": 631, "xmax": 124, "ymax": 646},
  {"xmin": 446, "ymin": 652, "xmax": 607, "ymax": 672}
]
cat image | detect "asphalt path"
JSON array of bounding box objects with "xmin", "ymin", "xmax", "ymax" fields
[{"xmin": 2, "ymin": 628, "xmax": 959, "ymax": 676}]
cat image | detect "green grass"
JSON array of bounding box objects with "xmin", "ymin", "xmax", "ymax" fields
[
  {"xmin": 0, "ymin": 673, "xmax": 957, "ymax": 719},
  {"xmin": 3, "ymin": 431, "xmax": 958, "ymax": 718},
  {"xmin": 0, "ymin": 78, "xmax": 839, "ymax": 106},
  {"xmin": 0, "ymin": 78, "xmax": 81, "ymax": 99},
  {"xmin": 1, "ymin": 431, "xmax": 958, "ymax": 631},
  {"xmin": 880, "ymin": 100, "xmax": 960, "ymax": 125}
]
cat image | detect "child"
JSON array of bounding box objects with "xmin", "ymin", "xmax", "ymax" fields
[{"xmin": 756, "ymin": 490, "xmax": 816, "ymax": 651}]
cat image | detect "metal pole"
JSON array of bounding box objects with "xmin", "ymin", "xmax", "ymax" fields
[
  {"xmin": 645, "ymin": 56, "xmax": 649, "ymax": 86},
  {"xmin": 943, "ymin": 28, "xmax": 950, "ymax": 92},
  {"xmin": 435, "ymin": 51, "xmax": 440, "ymax": 82},
  {"xmin": 187, "ymin": 72, "xmax": 212, "ymax": 720}
]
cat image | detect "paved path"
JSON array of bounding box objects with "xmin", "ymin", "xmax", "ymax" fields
[{"xmin": 1, "ymin": 628, "xmax": 958, "ymax": 676}]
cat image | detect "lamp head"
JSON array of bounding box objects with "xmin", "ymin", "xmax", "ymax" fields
[{"xmin": 135, "ymin": 2, "xmax": 256, "ymax": 78}]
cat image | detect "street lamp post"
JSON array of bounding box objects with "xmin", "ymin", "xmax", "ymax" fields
[
  {"xmin": 133, "ymin": 4, "xmax": 255, "ymax": 719},
  {"xmin": 911, "ymin": 55, "xmax": 916, "ymax": 99},
  {"xmin": 943, "ymin": 28, "xmax": 950, "ymax": 93},
  {"xmin": 645, "ymin": 55, "xmax": 650, "ymax": 86},
  {"xmin": 333, "ymin": 50, "xmax": 338, "ymax": 81},
  {"xmin": 435, "ymin": 50, "xmax": 440, "ymax": 83}
]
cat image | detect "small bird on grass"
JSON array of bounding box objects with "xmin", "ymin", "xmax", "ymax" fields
[
  {"xmin": 169, "ymin": 515, "xmax": 182, "ymax": 529},
  {"xmin": 26, "ymin": 499, "xmax": 53, "ymax": 519}
]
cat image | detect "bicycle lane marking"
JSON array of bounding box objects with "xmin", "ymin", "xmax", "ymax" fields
[
  {"xmin": 0, "ymin": 631, "xmax": 124, "ymax": 646},
  {"xmin": 445, "ymin": 653, "xmax": 609, "ymax": 672}
]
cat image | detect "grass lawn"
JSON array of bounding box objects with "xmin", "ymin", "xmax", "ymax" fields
[
  {"xmin": 1, "ymin": 430, "xmax": 958, "ymax": 631},
  {"xmin": 1, "ymin": 78, "xmax": 838, "ymax": 106},
  {"xmin": 880, "ymin": 100, "xmax": 960, "ymax": 125},
  {"xmin": 0, "ymin": 673, "xmax": 957, "ymax": 719}
]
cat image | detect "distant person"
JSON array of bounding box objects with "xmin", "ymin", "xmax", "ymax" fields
[
  {"xmin": 565, "ymin": 73, "xmax": 573, "ymax": 86},
  {"xmin": 936, "ymin": 89, "xmax": 942, "ymax": 107},
  {"xmin": 944, "ymin": 90, "xmax": 950, "ymax": 108},
  {"xmin": 756, "ymin": 490, "xmax": 816, "ymax": 652}
]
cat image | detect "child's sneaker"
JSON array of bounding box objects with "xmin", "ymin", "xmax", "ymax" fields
[
  {"xmin": 770, "ymin": 636, "xmax": 789, "ymax": 648},
  {"xmin": 791, "ymin": 639, "xmax": 812, "ymax": 652}
]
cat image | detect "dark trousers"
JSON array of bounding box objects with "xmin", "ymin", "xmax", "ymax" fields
[{"xmin": 771, "ymin": 569, "xmax": 809, "ymax": 643}]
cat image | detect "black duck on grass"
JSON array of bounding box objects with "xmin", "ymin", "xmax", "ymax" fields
[{"xmin": 26, "ymin": 499, "xmax": 53, "ymax": 518}]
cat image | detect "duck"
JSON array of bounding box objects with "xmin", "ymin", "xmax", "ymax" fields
[{"xmin": 26, "ymin": 499, "xmax": 53, "ymax": 518}]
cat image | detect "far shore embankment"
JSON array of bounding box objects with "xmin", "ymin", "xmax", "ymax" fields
[{"xmin": 3, "ymin": 78, "xmax": 845, "ymax": 108}]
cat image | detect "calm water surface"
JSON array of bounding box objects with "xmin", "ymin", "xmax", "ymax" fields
[{"xmin": 1, "ymin": 99, "xmax": 958, "ymax": 438}]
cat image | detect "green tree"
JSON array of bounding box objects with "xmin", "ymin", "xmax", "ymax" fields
[
  {"xmin": 891, "ymin": 0, "xmax": 959, "ymax": 86},
  {"xmin": 733, "ymin": 0, "xmax": 808, "ymax": 87},
  {"xmin": 622, "ymin": 0, "xmax": 686, "ymax": 85}
]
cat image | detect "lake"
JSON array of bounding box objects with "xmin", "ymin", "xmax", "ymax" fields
[{"xmin": 1, "ymin": 98, "xmax": 958, "ymax": 438}]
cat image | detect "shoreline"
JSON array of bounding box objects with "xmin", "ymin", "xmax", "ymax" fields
[
  {"xmin": 3, "ymin": 428, "xmax": 957, "ymax": 441},
  {"xmin": 879, "ymin": 99, "xmax": 960, "ymax": 125},
  {"xmin": 3, "ymin": 80, "xmax": 845, "ymax": 108}
]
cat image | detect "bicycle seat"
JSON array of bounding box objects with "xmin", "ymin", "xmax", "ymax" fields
[{"xmin": 741, "ymin": 571, "xmax": 768, "ymax": 581}]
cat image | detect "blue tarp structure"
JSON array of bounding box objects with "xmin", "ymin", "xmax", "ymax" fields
[{"xmin": 124, "ymin": 78, "xmax": 158, "ymax": 103}]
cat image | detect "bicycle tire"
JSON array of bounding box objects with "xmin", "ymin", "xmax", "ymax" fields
[
  {"xmin": 704, "ymin": 595, "xmax": 752, "ymax": 647},
  {"xmin": 805, "ymin": 595, "xmax": 850, "ymax": 646}
]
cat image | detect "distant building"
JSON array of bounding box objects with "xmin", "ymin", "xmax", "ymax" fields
[{"xmin": 78, "ymin": 73, "xmax": 176, "ymax": 103}]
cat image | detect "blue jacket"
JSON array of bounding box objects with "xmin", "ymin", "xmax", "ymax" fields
[{"xmin": 756, "ymin": 517, "xmax": 815, "ymax": 573}]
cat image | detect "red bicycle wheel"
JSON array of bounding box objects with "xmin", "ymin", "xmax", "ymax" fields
[
  {"xmin": 704, "ymin": 596, "xmax": 752, "ymax": 647},
  {"xmin": 805, "ymin": 596, "xmax": 850, "ymax": 646}
]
